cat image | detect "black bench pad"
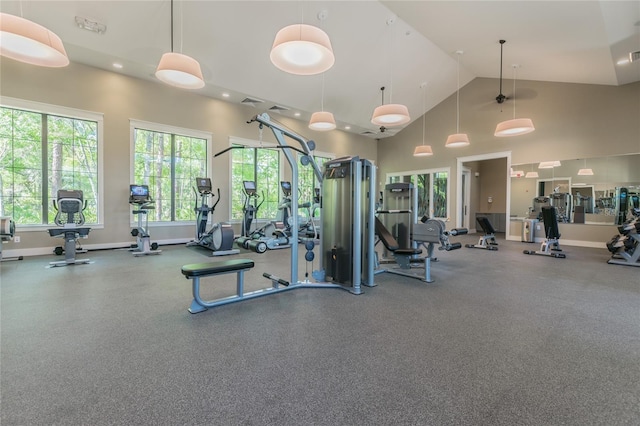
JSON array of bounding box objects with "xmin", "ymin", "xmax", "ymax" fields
[
  {"xmin": 395, "ymin": 248, "xmax": 423, "ymax": 255},
  {"xmin": 182, "ymin": 259, "xmax": 254, "ymax": 278}
]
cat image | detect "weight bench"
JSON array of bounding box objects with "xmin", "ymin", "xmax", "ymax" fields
[
  {"xmin": 465, "ymin": 216, "xmax": 498, "ymax": 251},
  {"xmin": 523, "ymin": 206, "xmax": 566, "ymax": 259},
  {"xmin": 182, "ymin": 259, "xmax": 255, "ymax": 313}
]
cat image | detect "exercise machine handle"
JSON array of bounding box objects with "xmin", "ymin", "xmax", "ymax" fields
[
  {"xmin": 448, "ymin": 228, "xmax": 468, "ymax": 236},
  {"xmin": 263, "ymin": 272, "xmax": 290, "ymax": 287}
]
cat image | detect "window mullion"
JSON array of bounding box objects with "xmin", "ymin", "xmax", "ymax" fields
[
  {"xmin": 171, "ymin": 133, "xmax": 176, "ymax": 222},
  {"xmin": 42, "ymin": 114, "xmax": 49, "ymax": 224}
]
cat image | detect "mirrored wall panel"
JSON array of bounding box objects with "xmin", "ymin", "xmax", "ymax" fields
[{"xmin": 511, "ymin": 154, "xmax": 640, "ymax": 225}]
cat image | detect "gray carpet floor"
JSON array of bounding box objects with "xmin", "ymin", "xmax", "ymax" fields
[{"xmin": 1, "ymin": 235, "xmax": 639, "ymax": 426}]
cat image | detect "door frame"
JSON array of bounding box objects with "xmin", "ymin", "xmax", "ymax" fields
[
  {"xmin": 456, "ymin": 151, "xmax": 512, "ymax": 239},
  {"xmin": 462, "ymin": 167, "xmax": 471, "ymax": 230}
]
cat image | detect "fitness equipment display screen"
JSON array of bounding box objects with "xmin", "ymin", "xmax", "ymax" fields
[
  {"xmin": 243, "ymin": 181, "xmax": 256, "ymax": 194},
  {"xmin": 196, "ymin": 177, "xmax": 212, "ymax": 193},
  {"xmin": 130, "ymin": 185, "xmax": 149, "ymax": 202},
  {"xmin": 281, "ymin": 181, "xmax": 291, "ymax": 195}
]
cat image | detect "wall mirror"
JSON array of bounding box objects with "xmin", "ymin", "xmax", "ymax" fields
[{"xmin": 510, "ymin": 153, "xmax": 640, "ymax": 225}]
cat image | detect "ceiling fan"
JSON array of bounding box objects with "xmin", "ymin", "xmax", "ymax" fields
[{"xmin": 496, "ymin": 40, "xmax": 508, "ymax": 104}]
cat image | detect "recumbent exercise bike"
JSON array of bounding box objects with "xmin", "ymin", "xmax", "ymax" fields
[{"xmin": 47, "ymin": 189, "xmax": 91, "ymax": 267}]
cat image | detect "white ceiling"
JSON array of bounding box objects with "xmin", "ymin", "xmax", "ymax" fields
[{"xmin": 1, "ymin": 1, "xmax": 639, "ymax": 138}]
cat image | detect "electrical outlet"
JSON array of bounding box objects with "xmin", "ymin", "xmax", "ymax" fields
[{"xmin": 14, "ymin": 236, "xmax": 20, "ymax": 243}]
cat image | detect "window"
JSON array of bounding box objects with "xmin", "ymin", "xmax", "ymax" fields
[
  {"xmin": 299, "ymin": 153, "xmax": 331, "ymax": 215},
  {"xmin": 0, "ymin": 99, "xmax": 102, "ymax": 226},
  {"xmin": 131, "ymin": 120, "xmax": 210, "ymax": 222},
  {"xmin": 229, "ymin": 139, "xmax": 280, "ymax": 221},
  {"xmin": 387, "ymin": 168, "xmax": 449, "ymax": 220}
]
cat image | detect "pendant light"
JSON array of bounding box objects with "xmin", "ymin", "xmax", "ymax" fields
[
  {"xmin": 270, "ymin": 7, "xmax": 335, "ymax": 76},
  {"xmin": 413, "ymin": 83, "xmax": 433, "ymax": 157},
  {"xmin": 0, "ymin": 12, "xmax": 69, "ymax": 67},
  {"xmin": 372, "ymin": 86, "xmax": 411, "ymax": 127},
  {"xmin": 538, "ymin": 161, "xmax": 561, "ymax": 169},
  {"xmin": 445, "ymin": 51, "xmax": 470, "ymax": 148},
  {"xmin": 577, "ymin": 158, "xmax": 594, "ymax": 176},
  {"xmin": 309, "ymin": 73, "xmax": 336, "ymax": 131},
  {"xmin": 494, "ymin": 41, "xmax": 535, "ymax": 137},
  {"xmin": 155, "ymin": 0, "xmax": 204, "ymax": 90},
  {"xmin": 371, "ymin": 17, "xmax": 410, "ymax": 127}
]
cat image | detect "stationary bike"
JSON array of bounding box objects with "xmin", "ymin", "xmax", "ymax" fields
[
  {"xmin": 129, "ymin": 184, "xmax": 161, "ymax": 256},
  {"xmin": 187, "ymin": 177, "xmax": 238, "ymax": 256}
]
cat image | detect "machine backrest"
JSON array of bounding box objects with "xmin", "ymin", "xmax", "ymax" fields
[
  {"xmin": 54, "ymin": 189, "xmax": 86, "ymax": 226},
  {"xmin": 541, "ymin": 206, "xmax": 560, "ymax": 239},
  {"xmin": 374, "ymin": 217, "xmax": 400, "ymax": 251},
  {"xmin": 476, "ymin": 216, "xmax": 496, "ymax": 235}
]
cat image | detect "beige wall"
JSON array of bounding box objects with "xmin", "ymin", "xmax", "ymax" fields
[
  {"xmin": 0, "ymin": 59, "xmax": 376, "ymax": 253},
  {"xmin": 477, "ymin": 158, "xmax": 507, "ymax": 213},
  {"xmin": 378, "ymin": 77, "xmax": 640, "ymax": 243},
  {"xmin": 3, "ymin": 59, "xmax": 639, "ymax": 253}
]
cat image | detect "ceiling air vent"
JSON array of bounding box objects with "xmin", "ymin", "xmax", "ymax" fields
[
  {"xmin": 241, "ymin": 97, "xmax": 264, "ymax": 107},
  {"xmin": 269, "ymin": 105, "xmax": 289, "ymax": 113},
  {"xmin": 360, "ymin": 131, "xmax": 377, "ymax": 136},
  {"xmin": 630, "ymin": 51, "xmax": 640, "ymax": 63}
]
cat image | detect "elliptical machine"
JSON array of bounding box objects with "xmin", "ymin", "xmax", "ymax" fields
[
  {"xmin": 235, "ymin": 180, "xmax": 290, "ymax": 253},
  {"xmin": 187, "ymin": 177, "xmax": 238, "ymax": 256},
  {"xmin": 129, "ymin": 184, "xmax": 161, "ymax": 256}
]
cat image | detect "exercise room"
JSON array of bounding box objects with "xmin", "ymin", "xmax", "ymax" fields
[{"xmin": 1, "ymin": 1, "xmax": 639, "ymax": 425}]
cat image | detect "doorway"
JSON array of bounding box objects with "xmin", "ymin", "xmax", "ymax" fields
[{"xmin": 456, "ymin": 152, "xmax": 511, "ymax": 238}]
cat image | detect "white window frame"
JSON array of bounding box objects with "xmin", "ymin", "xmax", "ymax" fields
[
  {"xmin": 386, "ymin": 167, "xmax": 451, "ymax": 221},
  {"xmin": 227, "ymin": 136, "xmax": 282, "ymax": 223},
  {"xmin": 129, "ymin": 119, "xmax": 212, "ymax": 227},
  {"xmin": 0, "ymin": 96, "xmax": 104, "ymax": 231}
]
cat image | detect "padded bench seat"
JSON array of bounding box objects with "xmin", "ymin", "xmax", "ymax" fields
[
  {"xmin": 182, "ymin": 259, "xmax": 255, "ymax": 314},
  {"xmin": 182, "ymin": 259, "xmax": 255, "ymax": 278}
]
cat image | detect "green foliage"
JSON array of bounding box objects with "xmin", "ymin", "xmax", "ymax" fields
[
  {"xmin": 230, "ymin": 146, "xmax": 280, "ymax": 220},
  {"xmin": 299, "ymin": 155, "xmax": 329, "ymax": 212},
  {"xmin": 134, "ymin": 128, "xmax": 206, "ymax": 222},
  {"xmin": 0, "ymin": 107, "xmax": 98, "ymax": 225},
  {"xmin": 388, "ymin": 171, "xmax": 448, "ymax": 219}
]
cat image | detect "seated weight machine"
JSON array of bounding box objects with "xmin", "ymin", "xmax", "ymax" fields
[
  {"xmin": 376, "ymin": 217, "xmax": 467, "ymax": 283},
  {"xmin": 187, "ymin": 177, "xmax": 238, "ymax": 256},
  {"xmin": 47, "ymin": 189, "xmax": 92, "ymax": 267},
  {"xmin": 128, "ymin": 184, "xmax": 161, "ymax": 256},
  {"xmin": 523, "ymin": 206, "xmax": 566, "ymax": 259},
  {"xmin": 465, "ymin": 216, "xmax": 498, "ymax": 251}
]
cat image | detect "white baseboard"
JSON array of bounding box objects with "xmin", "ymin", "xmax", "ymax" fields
[
  {"xmin": 506, "ymin": 235, "xmax": 606, "ymax": 249},
  {"xmin": 1, "ymin": 238, "xmax": 192, "ymax": 259}
]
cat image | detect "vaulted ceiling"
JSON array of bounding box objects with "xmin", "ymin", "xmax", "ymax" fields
[{"xmin": 1, "ymin": 1, "xmax": 638, "ymax": 138}]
